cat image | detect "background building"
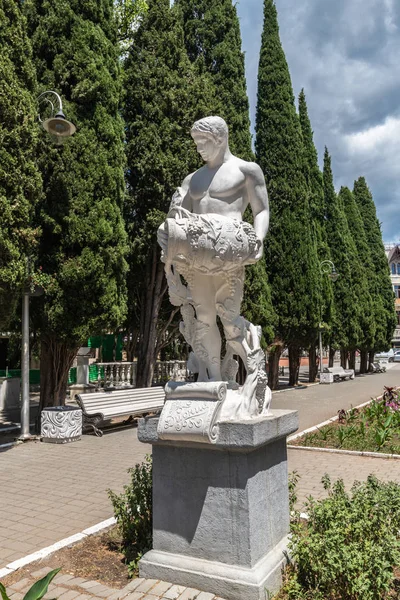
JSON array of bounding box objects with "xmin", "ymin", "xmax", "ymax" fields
[{"xmin": 385, "ymin": 243, "xmax": 400, "ymax": 349}]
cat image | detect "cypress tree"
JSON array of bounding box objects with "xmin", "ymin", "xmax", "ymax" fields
[
  {"xmin": 338, "ymin": 186, "xmax": 375, "ymax": 370},
  {"xmin": 298, "ymin": 89, "xmax": 333, "ymax": 381},
  {"xmin": 26, "ymin": 0, "xmax": 128, "ymax": 408},
  {"xmin": 255, "ymin": 0, "xmax": 320, "ymax": 387},
  {"xmin": 124, "ymin": 0, "xmax": 216, "ymax": 386},
  {"xmin": 0, "ymin": 0, "xmax": 41, "ymax": 328},
  {"xmin": 176, "ymin": 0, "xmax": 253, "ymax": 160},
  {"xmin": 323, "ymin": 150, "xmax": 368, "ymax": 365},
  {"xmin": 340, "ymin": 184, "xmax": 376, "ymax": 372},
  {"xmin": 353, "ymin": 177, "xmax": 396, "ymax": 363},
  {"xmin": 176, "ymin": 0, "xmax": 275, "ymax": 356}
]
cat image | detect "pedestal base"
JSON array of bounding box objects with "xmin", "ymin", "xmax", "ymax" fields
[
  {"xmin": 138, "ymin": 410, "xmax": 298, "ymax": 600},
  {"xmin": 140, "ymin": 536, "xmax": 290, "ymax": 600}
]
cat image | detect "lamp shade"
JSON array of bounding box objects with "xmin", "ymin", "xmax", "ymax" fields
[{"xmin": 42, "ymin": 110, "xmax": 76, "ymax": 138}]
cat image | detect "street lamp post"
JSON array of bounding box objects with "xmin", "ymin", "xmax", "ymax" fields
[
  {"xmin": 19, "ymin": 92, "xmax": 75, "ymax": 441},
  {"xmin": 319, "ymin": 260, "xmax": 339, "ymax": 378}
]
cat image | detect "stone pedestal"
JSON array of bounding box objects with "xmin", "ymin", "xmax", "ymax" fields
[
  {"xmin": 0, "ymin": 377, "xmax": 21, "ymax": 423},
  {"xmin": 41, "ymin": 406, "xmax": 82, "ymax": 443},
  {"xmin": 138, "ymin": 409, "xmax": 298, "ymax": 600}
]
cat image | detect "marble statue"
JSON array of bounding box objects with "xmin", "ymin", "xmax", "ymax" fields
[{"xmin": 157, "ymin": 116, "xmax": 271, "ymax": 427}]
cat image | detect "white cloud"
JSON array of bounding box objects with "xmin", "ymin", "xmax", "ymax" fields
[
  {"xmin": 237, "ymin": 0, "xmax": 400, "ymax": 241},
  {"xmin": 345, "ymin": 116, "xmax": 400, "ymax": 155}
]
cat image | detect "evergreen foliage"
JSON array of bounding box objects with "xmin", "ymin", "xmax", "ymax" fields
[
  {"xmin": 25, "ymin": 0, "xmax": 128, "ymax": 406},
  {"xmin": 177, "ymin": 0, "xmax": 275, "ymax": 349},
  {"xmin": 176, "ymin": 0, "xmax": 253, "ymax": 160},
  {"xmin": 255, "ymin": 0, "xmax": 320, "ymax": 384},
  {"xmin": 0, "ymin": 0, "xmax": 41, "ymax": 328},
  {"xmin": 322, "ymin": 151, "xmax": 373, "ymax": 354},
  {"xmin": 353, "ymin": 177, "xmax": 396, "ymax": 350},
  {"xmin": 298, "ymin": 89, "xmax": 333, "ymax": 377},
  {"xmin": 338, "ymin": 186, "xmax": 375, "ymax": 352},
  {"xmin": 340, "ymin": 185, "xmax": 376, "ymax": 356},
  {"xmin": 123, "ymin": 0, "xmax": 215, "ymax": 385}
]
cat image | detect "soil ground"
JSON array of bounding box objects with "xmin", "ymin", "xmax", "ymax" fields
[{"xmin": 1, "ymin": 527, "xmax": 130, "ymax": 589}]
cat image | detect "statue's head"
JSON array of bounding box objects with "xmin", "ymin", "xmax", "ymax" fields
[{"xmin": 190, "ymin": 116, "xmax": 229, "ymax": 162}]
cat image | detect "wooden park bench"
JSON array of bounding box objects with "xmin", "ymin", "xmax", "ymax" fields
[
  {"xmin": 76, "ymin": 387, "xmax": 165, "ymax": 437},
  {"xmin": 324, "ymin": 366, "xmax": 355, "ymax": 382}
]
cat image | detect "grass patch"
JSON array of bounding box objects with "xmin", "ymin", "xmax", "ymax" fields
[{"xmin": 291, "ymin": 387, "xmax": 400, "ymax": 454}]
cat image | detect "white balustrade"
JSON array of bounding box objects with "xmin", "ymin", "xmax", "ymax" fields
[{"xmin": 94, "ymin": 360, "xmax": 189, "ymax": 389}]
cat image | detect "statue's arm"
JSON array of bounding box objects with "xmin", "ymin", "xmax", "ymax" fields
[
  {"xmin": 243, "ymin": 162, "xmax": 270, "ymax": 249},
  {"xmin": 178, "ymin": 174, "xmax": 193, "ymax": 211}
]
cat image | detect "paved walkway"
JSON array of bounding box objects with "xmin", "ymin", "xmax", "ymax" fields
[
  {"xmin": 4, "ymin": 566, "xmax": 225, "ymax": 600},
  {"xmin": 0, "ymin": 365, "xmax": 399, "ymax": 588}
]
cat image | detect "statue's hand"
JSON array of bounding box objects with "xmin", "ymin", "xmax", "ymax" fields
[{"xmin": 157, "ymin": 223, "xmax": 168, "ymax": 253}]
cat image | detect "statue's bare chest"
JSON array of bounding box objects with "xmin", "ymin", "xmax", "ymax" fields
[{"xmin": 190, "ymin": 164, "xmax": 246, "ymax": 202}]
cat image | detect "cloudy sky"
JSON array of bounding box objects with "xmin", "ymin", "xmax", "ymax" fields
[{"xmin": 236, "ymin": 0, "xmax": 400, "ymax": 243}]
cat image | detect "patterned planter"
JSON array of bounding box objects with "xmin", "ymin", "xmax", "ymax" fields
[
  {"xmin": 319, "ymin": 372, "xmax": 334, "ymax": 384},
  {"xmin": 41, "ymin": 406, "xmax": 82, "ymax": 444}
]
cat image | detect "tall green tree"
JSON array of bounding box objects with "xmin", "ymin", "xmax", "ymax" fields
[
  {"xmin": 353, "ymin": 177, "xmax": 396, "ymax": 363},
  {"xmin": 338, "ymin": 186, "xmax": 375, "ymax": 369},
  {"xmin": 255, "ymin": 0, "xmax": 320, "ymax": 387},
  {"xmin": 26, "ymin": 0, "xmax": 128, "ymax": 408},
  {"xmin": 177, "ymin": 0, "xmax": 275, "ymax": 357},
  {"xmin": 340, "ymin": 184, "xmax": 376, "ymax": 372},
  {"xmin": 323, "ymin": 151, "xmax": 372, "ymax": 367},
  {"xmin": 298, "ymin": 89, "xmax": 333, "ymax": 381},
  {"xmin": 0, "ymin": 0, "xmax": 41, "ymax": 328},
  {"xmin": 176, "ymin": 0, "xmax": 253, "ymax": 160},
  {"xmin": 123, "ymin": 0, "xmax": 215, "ymax": 386}
]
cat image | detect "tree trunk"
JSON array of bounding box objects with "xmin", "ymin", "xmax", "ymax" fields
[
  {"xmin": 360, "ymin": 350, "xmax": 368, "ymax": 374},
  {"xmin": 329, "ymin": 346, "xmax": 335, "ymax": 367},
  {"xmin": 308, "ymin": 341, "xmax": 318, "ymax": 383},
  {"xmin": 288, "ymin": 346, "xmax": 301, "ymax": 387},
  {"xmin": 368, "ymin": 350, "xmax": 375, "ymax": 372},
  {"xmin": 267, "ymin": 345, "xmax": 282, "ymax": 390},
  {"xmin": 136, "ymin": 247, "xmax": 166, "ymax": 388},
  {"xmin": 39, "ymin": 335, "xmax": 78, "ymax": 418},
  {"xmin": 340, "ymin": 348, "xmax": 348, "ymax": 369},
  {"xmin": 348, "ymin": 350, "xmax": 356, "ymax": 371}
]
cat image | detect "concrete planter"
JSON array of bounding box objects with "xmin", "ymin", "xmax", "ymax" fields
[
  {"xmin": 41, "ymin": 406, "xmax": 82, "ymax": 444},
  {"xmin": 0, "ymin": 377, "xmax": 21, "ymax": 422},
  {"xmin": 320, "ymin": 373, "xmax": 334, "ymax": 384}
]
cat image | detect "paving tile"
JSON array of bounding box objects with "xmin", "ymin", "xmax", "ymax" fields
[
  {"xmin": 42, "ymin": 587, "xmax": 68, "ymax": 600},
  {"xmin": 124, "ymin": 593, "xmax": 145, "ymax": 600},
  {"xmin": 163, "ymin": 586, "xmax": 186, "ymax": 600},
  {"xmin": 57, "ymin": 590, "xmax": 81, "ymax": 600},
  {"xmin": 9, "ymin": 593, "xmax": 24, "ymax": 600},
  {"xmin": 135, "ymin": 580, "xmax": 158, "ymax": 594},
  {"xmin": 9, "ymin": 579, "xmax": 33, "ymax": 592},
  {"xmin": 94, "ymin": 587, "xmax": 120, "ymax": 598},
  {"xmin": 194, "ymin": 593, "xmax": 215, "ymax": 600},
  {"xmin": 66, "ymin": 577, "xmax": 90, "ymax": 587},
  {"xmin": 176, "ymin": 589, "xmax": 200, "ymax": 600},
  {"xmin": 147, "ymin": 581, "xmax": 172, "ymax": 596},
  {"xmin": 80, "ymin": 581, "xmax": 105, "ymax": 590},
  {"xmin": 53, "ymin": 575, "xmax": 75, "ymax": 585}
]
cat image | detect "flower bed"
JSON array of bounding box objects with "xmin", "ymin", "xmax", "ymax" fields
[{"xmin": 291, "ymin": 387, "xmax": 400, "ymax": 454}]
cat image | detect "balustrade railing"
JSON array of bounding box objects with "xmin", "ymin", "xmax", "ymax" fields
[{"xmin": 94, "ymin": 360, "xmax": 189, "ymax": 389}]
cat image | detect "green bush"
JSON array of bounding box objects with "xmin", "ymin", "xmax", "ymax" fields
[
  {"xmin": 108, "ymin": 455, "xmax": 152, "ymax": 574},
  {"xmin": 283, "ymin": 474, "xmax": 400, "ymax": 600}
]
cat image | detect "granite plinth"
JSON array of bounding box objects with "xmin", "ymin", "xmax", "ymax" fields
[{"xmin": 138, "ymin": 409, "xmax": 298, "ymax": 600}]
